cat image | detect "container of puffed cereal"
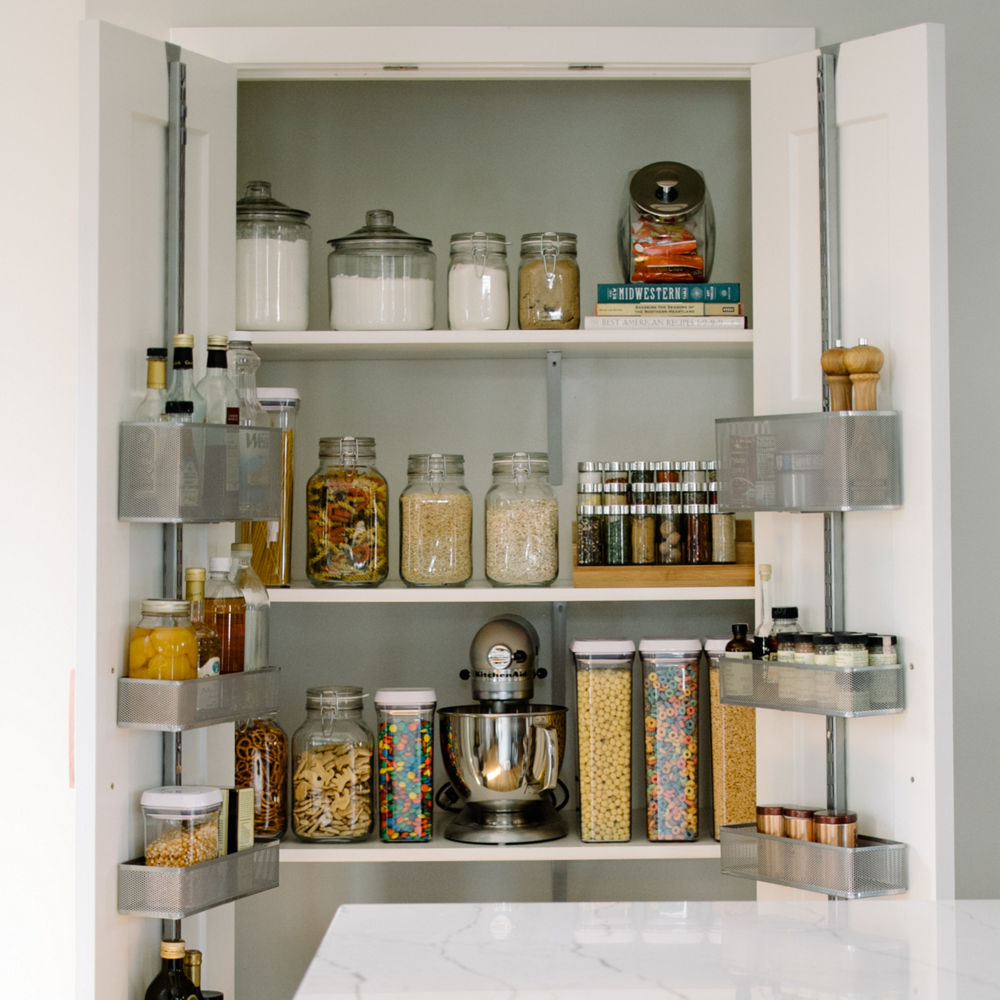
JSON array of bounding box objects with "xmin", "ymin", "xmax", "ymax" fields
[
  {"xmin": 141, "ymin": 786, "xmax": 222, "ymax": 867},
  {"xmin": 638, "ymin": 638, "xmax": 702, "ymax": 842},
  {"xmin": 571, "ymin": 639, "xmax": 635, "ymax": 843}
]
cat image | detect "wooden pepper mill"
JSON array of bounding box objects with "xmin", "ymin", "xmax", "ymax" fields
[
  {"xmin": 844, "ymin": 338, "xmax": 885, "ymax": 410},
  {"xmin": 821, "ymin": 340, "xmax": 852, "ymax": 411}
]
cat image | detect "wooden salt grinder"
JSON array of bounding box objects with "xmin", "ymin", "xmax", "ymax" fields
[
  {"xmin": 844, "ymin": 339, "xmax": 885, "ymax": 411},
  {"xmin": 821, "ymin": 341, "xmax": 852, "ymax": 411}
]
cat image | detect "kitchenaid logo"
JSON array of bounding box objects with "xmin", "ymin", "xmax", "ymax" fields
[{"xmin": 473, "ymin": 668, "xmax": 529, "ymax": 679}]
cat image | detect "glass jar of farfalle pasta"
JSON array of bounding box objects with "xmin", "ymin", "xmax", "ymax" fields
[
  {"xmin": 235, "ymin": 713, "xmax": 288, "ymax": 841},
  {"xmin": 306, "ymin": 436, "xmax": 388, "ymax": 586}
]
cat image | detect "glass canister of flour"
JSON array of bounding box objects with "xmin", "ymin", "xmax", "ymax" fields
[
  {"xmin": 448, "ymin": 232, "xmax": 509, "ymax": 330},
  {"xmin": 236, "ymin": 181, "xmax": 311, "ymax": 330},
  {"xmin": 327, "ymin": 209, "xmax": 436, "ymax": 330}
]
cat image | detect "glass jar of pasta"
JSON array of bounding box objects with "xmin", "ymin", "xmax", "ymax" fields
[
  {"xmin": 235, "ymin": 712, "xmax": 288, "ymax": 841},
  {"xmin": 306, "ymin": 436, "xmax": 388, "ymax": 586}
]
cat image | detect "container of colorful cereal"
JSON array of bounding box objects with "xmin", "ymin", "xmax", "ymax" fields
[
  {"xmin": 306, "ymin": 436, "xmax": 388, "ymax": 586},
  {"xmin": 638, "ymin": 638, "xmax": 702, "ymax": 841},
  {"xmin": 374, "ymin": 687, "xmax": 437, "ymax": 842}
]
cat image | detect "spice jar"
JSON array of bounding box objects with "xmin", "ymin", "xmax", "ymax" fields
[
  {"xmin": 128, "ymin": 599, "xmax": 199, "ymax": 680},
  {"xmin": 327, "ymin": 209, "xmax": 435, "ymax": 330},
  {"xmin": 374, "ymin": 687, "xmax": 437, "ymax": 842},
  {"xmin": 306, "ymin": 436, "xmax": 388, "ymax": 587},
  {"xmin": 834, "ymin": 632, "xmax": 869, "ymax": 667},
  {"xmin": 399, "ymin": 453, "xmax": 472, "ymax": 587},
  {"xmin": 684, "ymin": 503, "xmax": 712, "ymax": 564},
  {"xmin": 765, "ymin": 607, "xmax": 802, "ymax": 659},
  {"xmin": 657, "ymin": 504, "xmax": 686, "ymax": 565},
  {"xmin": 484, "ymin": 452, "xmax": 558, "ymax": 586},
  {"xmin": 236, "ymin": 180, "xmax": 311, "ymax": 331},
  {"xmin": 813, "ymin": 809, "xmax": 859, "ymax": 847},
  {"xmin": 639, "ymin": 638, "xmax": 701, "ymax": 842},
  {"xmin": 630, "ymin": 503, "xmax": 657, "ymax": 566},
  {"xmin": 517, "ymin": 232, "xmax": 580, "ymax": 329},
  {"xmin": 603, "ymin": 504, "xmax": 630, "ymax": 566},
  {"xmin": 782, "ymin": 806, "xmax": 816, "ymax": 841},
  {"xmin": 576, "ymin": 505, "xmax": 604, "ymax": 567},
  {"xmin": 235, "ymin": 712, "xmax": 288, "ymax": 841},
  {"xmin": 448, "ymin": 232, "xmax": 509, "ymax": 330},
  {"xmin": 868, "ymin": 634, "xmax": 898, "ymax": 665},
  {"xmin": 710, "ymin": 506, "xmax": 736, "ymax": 563},
  {"xmin": 571, "ymin": 639, "xmax": 635, "ymax": 843},
  {"xmin": 291, "ymin": 686, "xmax": 374, "ymax": 842}
]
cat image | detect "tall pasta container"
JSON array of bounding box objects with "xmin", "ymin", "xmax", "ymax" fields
[
  {"xmin": 571, "ymin": 639, "xmax": 635, "ymax": 842},
  {"xmin": 639, "ymin": 639, "xmax": 701, "ymax": 841}
]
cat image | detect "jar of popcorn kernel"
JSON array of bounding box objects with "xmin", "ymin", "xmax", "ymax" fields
[
  {"xmin": 571, "ymin": 639, "xmax": 635, "ymax": 843},
  {"xmin": 141, "ymin": 785, "xmax": 223, "ymax": 868}
]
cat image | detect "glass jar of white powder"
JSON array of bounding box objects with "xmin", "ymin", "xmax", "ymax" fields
[
  {"xmin": 327, "ymin": 209, "xmax": 436, "ymax": 331},
  {"xmin": 448, "ymin": 232, "xmax": 508, "ymax": 330},
  {"xmin": 236, "ymin": 181, "xmax": 311, "ymax": 331}
]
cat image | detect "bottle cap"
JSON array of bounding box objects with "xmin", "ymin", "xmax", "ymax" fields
[
  {"xmin": 172, "ymin": 333, "xmax": 194, "ymax": 348},
  {"xmin": 373, "ymin": 687, "xmax": 437, "ymax": 707},
  {"xmin": 209, "ymin": 556, "xmax": 232, "ymax": 573},
  {"xmin": 771, "ymin": 606, "xmax": 798, "ymax": 619},
  {"xmin": 161, "ymin": 940, "xmax": 187, "ymax": 960},
  {"xmin": 206, "ymin": 335, "xmax": 229, "ymax": 349},
  {"xmin": 185, "ymin": 567, "xmax": 206, "ymax": 582}
]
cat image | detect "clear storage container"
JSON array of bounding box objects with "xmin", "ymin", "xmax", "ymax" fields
[
  {"xmin": 290, "ymin": 686, "xmax": 373, "ymax": 842},
  {"xmin": 374, "ymin": 687, "xmax": 437, "ymax": 842},
  {"xmin": 235, "ymin": 712, "xmax": 288, "ymax": 841},
  {"xmin": 571, "ymin": 639, "xmax": 635, "ymax": 843},
  {"xmin": 306, "ymin": 436, "xmax": 389, "ymax": 587},
  {"xmin": 399, "ymin": 453, "xmax": 472, "ymax": 587},
  {"xmin": 141, "ymin": 785, "xmax": 222, "ymax": 867},
  {"xmin": 128, "ymin": 599, "xmax": 199, "ymax": 681},
  {"xmin": 639, "ymin": 639, "xmax": 702, "ymax": 841},
  {"xmin": 327, "ymin": 209, "xmax": 435, "ymax": 330},
  {"xmin": 448, "ymin": 232, "xmax": 509, "ymax": 330},
  {"xmin": 517, "ymin": 232, "xmax": 579, "ymax": 329}
]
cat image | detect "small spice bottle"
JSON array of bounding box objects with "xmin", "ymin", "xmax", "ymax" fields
[
  {"xmin": 782, "ymin": 806, "xmax": 816, "ymax": 841},
  {"xmin": 629, "ymin": 460, "xmax": 656, "ymax": 485},
  {"xmin": 684, "ymin": 503, "xmax": 712, "ymax": 564},
  {"xmin": 657, "ymin": 504, "xmax": 686, "ymax": 565},
  {"xmin": 602, "ymin": 481, "xmax": 630, "ymax": 506},
  {"xmin": 603, "ymin": 504, "xmax": 631, "ymax": 566},
  {"xmin": 793, "ymin": 633, "xmax": 816, "ymax": 664},
  {"xmin": 576, "ymin": 481, "xmax": 603, "ymax": 508},
  {"xmin": 834, "ymin": 632, "xmax": 869, "ymax": 666},
  {"xmin": 680, "ymin": 460, "xmax": 701, "ymax": 483},
  {"xmin": 655, "ymin": 460, "xmax": 681, "ymax": 484},
  {"xmin": 765, "ymin": 607, "xmax": 802, "ymax": 660},
  {"xmin": 576, "ymin": 505, "xmax": 604, "ymax": 566},
  {"xmin": 813, "ymin": 809, "xmax": 858, "ymax": 847},
  {"xmin": 577, "ymin": 460, "xmax": 602, "ymax": 488},
  {"xmin": 868, "ymin": 634, "xmax": 898, "ymax": 665},
  {"xmin": 756, "ymin": 804, "xmax": 784, "ymax": 836},
  {"xmin": 630, "ymin": 503, "xmax": 657, "ymax": 566},
  {"xmin": 709, "ymin": 505, "xmax": 736, "ymax": 563},
  {"xmin": 681, "ymin": 481, "xmax": 710, "ymax": 505}
]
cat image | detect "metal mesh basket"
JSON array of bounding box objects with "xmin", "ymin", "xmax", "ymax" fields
[
  {"xmin": 719, "ymin": 657, "xmax": 903, "ymax": 717},
  {"xmin": 117, "ymin": 668, "xmax": 281, "ymax": 731},
  {"xmin": 715, "ymin": 412, "xmax": 901, "ymax": 511},
  {"xmin": 118, "ymin": 422, "xmax": 281, "ymax": 522},
  {"xmin": 720, "ymin": 824, "xmax": 907, "ymax": 898},
  {"xmin": 118, "ymin": 841, "xmax": 279, "ymax": 918}
]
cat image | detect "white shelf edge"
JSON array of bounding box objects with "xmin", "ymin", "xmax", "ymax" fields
[{"xmin": 268, "ymin": 581, "xmax": 754, "ymax": 604}]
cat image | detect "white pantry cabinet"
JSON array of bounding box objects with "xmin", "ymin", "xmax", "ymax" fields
[{"xmin": 80, "ymin": 20, "xmax": 951, "ymax": 1000}]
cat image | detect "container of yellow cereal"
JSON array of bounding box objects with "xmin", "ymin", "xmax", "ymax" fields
[
  {"xmin": 571, "ymin": 639, "xmax": 635, "ymax": 843},
  {"xmin": 141, "ymin": 786, "xmax": 222, "ymax": 867}
]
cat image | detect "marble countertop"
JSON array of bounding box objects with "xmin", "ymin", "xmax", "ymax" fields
[{"xmin": 292, "ymin": 898, "xmax": 1000, "ymax": 998}]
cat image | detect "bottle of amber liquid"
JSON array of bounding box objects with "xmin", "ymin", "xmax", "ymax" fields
[
  {"xmin": 184, "ymin": 568, "xmax": 221, "ymax": 677},
  {"xmin": 204, "ymin": 557, "xmax": 246, "ymax": 673},
  {"xmin": 145, "ymin": 940, "xmax": 203, "ymax": 1000}
]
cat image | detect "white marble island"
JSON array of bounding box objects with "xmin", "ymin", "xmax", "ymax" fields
[{"xmin": 292, "ymin": 899, "xmax": 1000, "ymax": 998}]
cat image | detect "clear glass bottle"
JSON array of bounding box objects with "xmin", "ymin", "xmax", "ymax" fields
[
  {"xmin": 203, "ymin": 557, "xmax": 245, "ymax": 674},
  {"xmin": 235, "ymin": 712, "xmax": 288, "ymax": 841},
  {"xmin": 236, "ymin": 179, "xmax": 311, "ymax": 331},
  {"xmin": 306, "ymin": 436, "xmax": 389, "ymax": 587},
  {"xmin": 128, "ymin": 600, "xmax": 198, "ymax": 680},
  {"xmin": 291, "ymin": 686, "xmax": 374, "ymax": 842},
  {"xmin": 196, "ymin": 335, "xmax": 240, "ymax": 425},
  {"xmin": 226, "ymin": 339, "xmax": 267, "ymax": 427},
  {"xmin": 230, "ymin": 542, "xmax": 270, "ymax": 670},
  {"xmin": 165, "ymin": 333, "xmax": 207, "ymax": 424},
  {"xmin": 134, "ymin": 346, "xmax": 168, "ymax": 420},
  {"xmin": 517, "ymin": 232, "xmax": 580, "ymax": 329},
  {"xmin": 184, "ymin": 568, "xmax": 221, "ymax": 678},
  {"xmin": 399, "ymin": 453, "xmax": 472, "ymax": 587},
  {"xmin": 447, "ymin": 232, "xmax": 509, "ymax": 330},
  {"xmin": 766, "ymin": 606, "xmax": 802, "ymax": 659},
  {"xmin": 484, "ymin": 451, "xmax": 558, "ymax": 586},
  {"xmin": 752, "ymin": 563, "xmax": 773, "ymax": 659}
]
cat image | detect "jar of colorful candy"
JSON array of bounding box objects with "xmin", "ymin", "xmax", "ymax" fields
[
  {"xmin": 638, "ymin": 638, "xmax": 702, "ymax": 841},
  {"xmin": 374, "ymin": 687, "xmax": 437, "ymax": 842}
]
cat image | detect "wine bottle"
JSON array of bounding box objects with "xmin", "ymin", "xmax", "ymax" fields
[
  {"xmin": 184, "ymin": 949, "xmax": 224, "ymax": 1000},
  {"xmin": 166, "ymin": 333, "xmax": 208, "ymax": 423},
  {"xmin": 145, "ymin": 940, "xmax": 203, "ymax": 1000}
]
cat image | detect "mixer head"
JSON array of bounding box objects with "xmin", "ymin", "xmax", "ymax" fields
[{"xmin": 467, "ymin": 615, "xmax": 541, "ymax": 706}]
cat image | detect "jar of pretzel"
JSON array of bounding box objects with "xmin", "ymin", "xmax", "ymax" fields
[{"xmin": 235, "ymin": 712, "xmax": 288, "ymax": 841}]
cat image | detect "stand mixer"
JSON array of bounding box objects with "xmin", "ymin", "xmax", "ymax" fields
[{"xmin": 438, "ymin": 615, "xmax": 568, "ymax": 844}]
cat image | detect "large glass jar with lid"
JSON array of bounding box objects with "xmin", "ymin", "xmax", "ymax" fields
[
  {"xmin": 128, "ymin": 600, "xmax": 198, "ymax": 680},
  {"xmin": 327, "ymin": 209, "xmax": 435, "ymax": 330},
  {"xmin": 306, "ymin": 436, "xmax": 388, "ymax": 587},
  {"xmin": 399, "ymin": 453, "xmax": 473, "ymax": 587},
  {"xmin": 447, "ymin": 232, "xmax": 509, "ymax": 330},
  {"xmin": 290, "ymin": 686, "xmax": 374, "ymax": 842},
  {"xmin": 484, "ymin": 451, "xmax": 558, "ymax": 586},
  {"xmin": 517, "ymin": 232, "xmax": 580, "ymax": 329},
  {"xmin": 236, "ymin": 180, "xmax": 311, "ymax": 330}
]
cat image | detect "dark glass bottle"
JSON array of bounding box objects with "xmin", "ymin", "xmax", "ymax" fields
[
  {"xmin": 145, "ymin": 940, "xmax": 203, "ymax": 1000},
  {"xmin": 725, "ymin": 623, "xmax": 753, "ymax": 658}
]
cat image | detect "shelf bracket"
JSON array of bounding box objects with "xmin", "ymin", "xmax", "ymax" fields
[{"xmin": 546, "ymin": 350, "xmax": 563, "ymax": 485}]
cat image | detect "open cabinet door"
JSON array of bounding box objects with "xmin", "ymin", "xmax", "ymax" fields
[
  {"xmin": 751, "ymin": 23, "xmax": 952, "ymax": 901},
  {"xmin": 78, "ymin": 20, "xmax": 235, "ymax": 1000}
]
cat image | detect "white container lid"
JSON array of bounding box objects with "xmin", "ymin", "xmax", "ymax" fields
[
  {"xmin": 570, "ymin": 639, "xmax": 636, "ymax": 656},
  {"xmin": 257, "ymin": 387, "xmax": 301, "ymax": 404},
  {"xmin": 638, "ymin": 638, "xmax": 704, "ymax": 655},
  {"xmin": 140, "ymin": 785, "xmax": 223, "ymax": 812},
  {"xmin": 374, "ymin": 687, "xmax": 437, "ymax": 706},
  {"xmin": 209, "ymin": 556, "xmax": 231, "ymax": 572},
  {"xmin": 703, "ymin": 638, "xmax": 729, "ymax": 653}
]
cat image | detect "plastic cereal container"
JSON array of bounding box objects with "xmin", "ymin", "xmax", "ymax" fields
[
  {"xmin": 639, "ymin": 639, "xmax": 702, "ymax": 841},
  {"xmin": 571, "ymin": 639, "xmax": 635, "ymax": 843},
  {"xmin": 374, "ymin": 687, "xmax": 437, "ymax": 842},
  {"xmin": 141, "ymin": 785, "xmax": 222, "ymax": 867}
]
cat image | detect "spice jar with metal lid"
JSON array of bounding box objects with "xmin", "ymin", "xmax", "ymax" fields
[
  {"xmin": 813, "ymin": 809, "xmax": 858, "ymax": 847},
  {"xmin": 235, "ymin": 712, "xmax": 288, "ymax": 840},
  {"xmin": 448, "ymin": 232, "xmax": 509, "ymax": 330},
  {"xmin": 485, "ymin": 452, "xmax": 558, "ymax": 586},
  {"xmin": 684, "ymin": 503, "xmax": 712, "ymax": 564},
  {"xmin": 630, "ymin": 503, "xmax": 657, "ymax": 566},
  {"xmin": 603, "ymin": 504, "xmax": 630, "ymax": 566},
  {"xmin": 399, "ymin": 453, "xmax": 472, "ymax": 587},
  {"xmin": 236, "ymin": 180, "xmax": 311, "ymax": 331},
  {"xmin": 327, "ymin": 209, "xmax": 435, "ymax": 330},
  {"xmin": 620, "ymin": 161, "xmax": 715, "ymax": 283},
  {"xmin": 128, "ymin": 600, "xmax": 198, "ymax": 680},
  {"xmin": 576, "ymin": 505, "xmax": 604, "ymax": 567},
  {"xmin": 306, "ymin": 436, "xmax": 388, "ymax": 587},
  {"xmin": 517, "ymin": 232, "xmax": 580, "ymax": 329},
  {"xmin": 657, "ymin": 504, "xmax": 686, "ymax": 565},
  {"xmin": 291, "ymin": 686, "xmax": 374, "ymax": 842},
  {"xmin": 710, "ymin": 505, "xmax": 736, "ymax": 563}
]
